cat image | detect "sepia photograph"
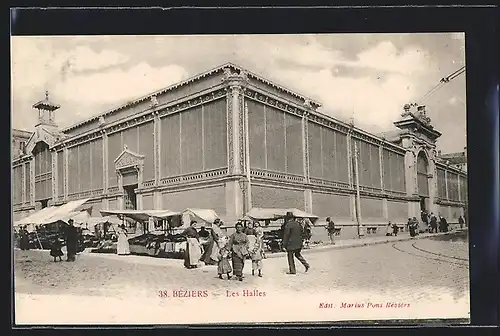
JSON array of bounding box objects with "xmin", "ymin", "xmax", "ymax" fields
[{"xmin": 11, "ymin": 33, "xmax": 469, "ymax": 325}]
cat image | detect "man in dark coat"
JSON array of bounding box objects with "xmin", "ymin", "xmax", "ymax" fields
[
  {"xmin": 19, "ymin": 226, "xmax": 30, "ymax": 250},
  {"xmin": 429, "ymin": 214, "xmax": 438, "ymax": 233},
  {"xmin": 65, "ymin": 219, "xmax": 78, "ymax": 262},
  {"xmin": 439, "ymin": 215, "xmax": 448, "ymax": 232},
  {"xmin": 282, "ymin": 212, "xmax": 310, "ymax": 274}
]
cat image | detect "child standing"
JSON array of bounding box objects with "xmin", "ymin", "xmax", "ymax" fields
[
  {"xmin": 217, "ymin": 247, "xmax": 232, "ymax": 280},
  {"xmin": 249, "ymin": 225, "xmax": 264, "ymax": 277},
  {"xmin": 50, "ymin": 238, "xmax": 64, "ymax": 262}
]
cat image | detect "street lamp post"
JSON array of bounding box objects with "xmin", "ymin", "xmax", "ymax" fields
[{"xmin": 353, "ymin": 140, "xmax": 364, "ymax": 238}]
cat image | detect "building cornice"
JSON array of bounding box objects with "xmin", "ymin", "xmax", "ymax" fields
[
  {"xmin": 243, "ymin": 86, "xmax": 407, "ymax": 154},
  {"xmin": 61, "ymin": 62, "xmax": 321, "ymax": 134},
  {"xmin": 53, "ymin": 87, "xmax": 227, "ymax": 150}
]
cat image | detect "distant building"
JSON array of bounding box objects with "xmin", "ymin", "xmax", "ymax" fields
[
  {"xmin": 438, "ymin": 149, "xmax": 467, "ymax": 173},
  {"xmin": 12, "ymin": 63, "xmax": 467, "ymax": 233},
  {"xmin": 12, "ymin": 129, "xmax": 32, "ymax": 159}
]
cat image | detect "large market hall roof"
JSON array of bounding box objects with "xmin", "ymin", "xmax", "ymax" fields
[{"xmin": 62, "ymin": 62, "xmax": 322, "ymax": 133}]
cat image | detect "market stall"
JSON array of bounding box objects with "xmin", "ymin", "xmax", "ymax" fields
[
  {"xmin": 14, "ymin": 206, "xmax": 60, "ymax": 232},
  {"xmin": 182, "ymin": 208, "xmax": 220, "ymax": 227},
  {"xmin": 244, "ymin": 208, "xmax": 319, "ymax": 253},
  {"xmin": 99, "ymin": 209, "xmax": 181, "ymax": 233},
  {"xmin": 180, "ymin": 208, "xmax": 222, "ymax": 255},
  {"xmin": 13, "ymin": 199, "xmax": 95, "ymax": 250},
  {"xmin": 14, "ymin": 206, "xmax": 63, "ymax": 249},
  {"xmin": 98, "ymin": 209, "xmax": 185, "ymax": 258}
]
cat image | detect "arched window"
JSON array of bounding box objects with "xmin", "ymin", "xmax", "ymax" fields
[
  {"xmin": 417, "ymin": 152, "xmax": 429, "ymax": 197},
  {"xmin": 33, "ymin": 141, "xmax": 52, "ymax": 201}
]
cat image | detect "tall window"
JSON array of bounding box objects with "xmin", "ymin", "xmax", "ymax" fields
[
  {"xmin": 33, "ymin": 142, "xmax": 52, "ymax": 201},
  {"xmin": 417, "ymin": 152, "xmax": 429, "ymax": 197}
]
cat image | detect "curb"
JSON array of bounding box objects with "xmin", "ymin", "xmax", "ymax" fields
[{"xmin": 263, "ymin": 230, "xmax": 465, "ymax": 259}]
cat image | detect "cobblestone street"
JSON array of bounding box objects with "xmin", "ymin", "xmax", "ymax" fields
[{"xmin": 14, "ymin": 231, "xmax": 470, "ymax": 325}]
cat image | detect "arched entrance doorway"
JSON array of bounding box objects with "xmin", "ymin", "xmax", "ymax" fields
[
  {"xmin": 416, "ymin": 151, "xmax": 430, "ymax": 212},
  {"xmin": 114, "ymin": 145, "xmax": 145, "ymax": 211}
]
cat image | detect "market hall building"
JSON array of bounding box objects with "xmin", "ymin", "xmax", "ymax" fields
[{"xmin": 12, "ymin": 63, "xmax": 468, "ymax": 238}]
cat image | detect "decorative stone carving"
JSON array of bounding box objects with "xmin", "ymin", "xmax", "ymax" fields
[
  {"xmin": 227, "ymin": 92, "xmax": 234, "ymax": 172},
  {"xmin": 222, "ymin": 67, "xmax": 249, "ymax": 87},
  {"xmin": 150, "ymin": 95, "xmax": 159, "ymax": 108},
  {"xmin": 114, "ymin": 147, "xmax": 145, "ymax": 170},
  {"xmin": 25, "ymin": 126, "xmax": 58, "ymax": 155},
  {"xmin": 304, "ymin": 99, "xmax": 313, "ymax": 109},
  {"xmin": 238, "ymin": 91, "xmax": 245, "ymax": 172},
  {"xmin": 98, "ymin": 116, "xmax": 106, "ymax": 127},
  {"xmin": 223, "ymin": 68, "xmax": 232, "ymax": 80},
  {"xmin": 401, "ymin": 103, "xmax": 412, "ymax": 117},
  {"xmin": 240, "ymin": 71, "xmax": 249, "ymax": 81}
]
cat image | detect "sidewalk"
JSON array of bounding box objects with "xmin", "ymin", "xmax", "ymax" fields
[
  {"xmin": 264, "ymin": 229, "xmax": 466, "ymax": 259},
  {"xmin": 17, "ymin": 229, "xmax": 466, "ymax": 268}
]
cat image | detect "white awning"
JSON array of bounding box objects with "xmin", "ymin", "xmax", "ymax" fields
[
  {"xmin": 14, "ymin": 206, "xmax": 61, "ymax": 227},
  {"xmin": 182, "ymin": 208, "xmax": 220, "ymax": 226},
  {"xmin": 39, "ymin": 199, "xmax": 91, "ymax": 225},
  {"xmin": 99, "ymin": 209, "xmax": 181, "ymax": 222}
]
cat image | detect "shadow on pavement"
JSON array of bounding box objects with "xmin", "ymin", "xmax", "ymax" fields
[{"xmin": 429, "ymin": 230, "xmax": 468, "ymax": 242}]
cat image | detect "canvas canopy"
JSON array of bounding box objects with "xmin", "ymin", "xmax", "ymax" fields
[
  {"xmin": 245, "ymin": 208, "xmax": 319, "ymax": 223},
  {"xmin": 56, "ymin": 211, "xmax": 91, "ymax": 226},
  {"xmin": 14, "ymin": 206, "xmax": 61, "ymax": 228},
  {"xmin": 182, "ymin": 208, "xmax": 219, "ymax": 226},
  {"xmin": 99, "ymin": 209, "xmax": 181, "ymax": 223},
  {"xmin": 39, "ymin": 199, "xmax": 92, "ymax": 225}
]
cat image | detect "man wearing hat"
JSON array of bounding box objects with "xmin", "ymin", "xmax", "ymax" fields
[
  {"xmin": 282, "ymin": 212, "xmax": 310, "ymax": 274},
  {"xmin": 326, "ymin": 217, "xmax": 336, "ymax": 245},
  {"xmin": 65, "ymin": 219, "xmax": 78, "ymax": 262}
]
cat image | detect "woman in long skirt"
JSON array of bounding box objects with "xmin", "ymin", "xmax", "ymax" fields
[
  {"xmin": 226, "ymin": 222, "xmax": 249, "ymax": 281},
  {"xmin": 182, "ymin": 221, "xmax": 202, "ymax": 269},
  {"xmin": 116, "ymin": 224, "xmax": 131, "ymax": 255},
  {"xmin": 201, "ymin": 219, "xmax": 223, "ymax": 265}
]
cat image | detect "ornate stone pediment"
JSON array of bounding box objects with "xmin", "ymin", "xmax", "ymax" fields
[
  {"xmin": 114, "ymin": 146, "xmax": 145, "ymax": 170},
  {"xmin": 25, "ymin": 126, "xmax": 59, "ymax": 154}
]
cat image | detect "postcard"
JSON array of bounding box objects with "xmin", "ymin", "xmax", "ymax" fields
[{"xmin": 12, "ymin": 33, "xmax": 469, "ymax": 325}]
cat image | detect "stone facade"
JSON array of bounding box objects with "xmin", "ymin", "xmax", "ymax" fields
[
  {"xmin": 12, "ymin": 63, "xmax": 468, "ymax": 230},
  {"xmin": 12, "ymin": 129, "xmax": 32, "ymax": 159}
]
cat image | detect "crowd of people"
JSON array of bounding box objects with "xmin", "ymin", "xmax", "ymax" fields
[
  {"xmin": 180, "ymin": 212, "xmax": 311, "ymax": 280},
  {"xmin": 382, "ymin": 211, "xmax": 466, "ymax": 238},
  {"xmin": 17, "ymin": 209, "xmax": 467, "ymax": 272},
  {"xmin": 419, "ymin": 211, "xmax": 466, "ymax": 234}
]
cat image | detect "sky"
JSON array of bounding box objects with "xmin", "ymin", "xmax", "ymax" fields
[{"xmin": 11, "ymin": 33, "xmax": 466, "ymax": 153}]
